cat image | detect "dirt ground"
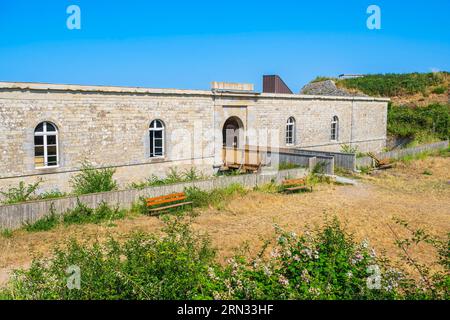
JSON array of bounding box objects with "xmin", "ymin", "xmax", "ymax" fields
[{"xmin": 1, "ymin": 156, "xmax": 449, "ymax": 285}]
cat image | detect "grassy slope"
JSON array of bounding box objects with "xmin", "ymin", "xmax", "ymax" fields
[{"xmin": 313, "ymin": 72, "xmax": 450, "ymax": 144}]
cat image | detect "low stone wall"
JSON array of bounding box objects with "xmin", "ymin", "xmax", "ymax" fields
[
  {"xmin": 225, "ymin": 146, "xmax": 335, "ymax": 175},
  {"xmin": 277, "ymin": 152, "xmax": 334, "ymax": 175},
  {"xmin": 356, "ymin": 141, "xmax": 449, "ymax": 168},
  {"xmin": 287, "ymin": 148, "xmax": 355, "ymax": 171},
  {"xmin": 0, "ymin": 168, "xmax": 307, "ymax": 231}
]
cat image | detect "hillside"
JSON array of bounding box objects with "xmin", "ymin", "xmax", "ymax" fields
[
  {"xmin": 306, "ymin": 72, "xmax": 450, "ymax": 147},
  {"xmin": 335, "ymin": 72, "xmax": 449, "ymax": 107}
]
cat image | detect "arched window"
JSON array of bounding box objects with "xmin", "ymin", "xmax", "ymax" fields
[
  {"xmin": 286, "ymin": 117, "xmax": 296, "ymax": 145},
  {"xmin": 149, "ymin": 120, "xmax": 165, "ymax": 158},
  {"xmin": 331, "ymin": 116, "xmax": 339, "ymax": 141},
  {"xmin": 34, "ymin": 121, "xmax": 59, "ymax": 168}
]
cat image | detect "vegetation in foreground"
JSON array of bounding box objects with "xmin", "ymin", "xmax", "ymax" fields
[
  {"xmin": 23, "ymin": 201, "xmax": 128, "ymax": 232},
  {"xmin": 0, "ymin": 216, "xmax": 447, "ymax": 300},
  {"xmin": 16, "ymin": 182, "xmax": 248, "ymax": 234},
  {"xmin": 387, "ymin": 103, "xmax": 449, "ymax": 144}
]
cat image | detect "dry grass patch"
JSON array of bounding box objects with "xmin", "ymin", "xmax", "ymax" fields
[{"xmin": 1, "ymin": 156, "xmax": 449, "ymax": 285}]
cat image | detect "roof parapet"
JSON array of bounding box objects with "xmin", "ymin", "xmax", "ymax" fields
[{"xmin": 211, "ymin": 81, "xmax": 254, "ymax": 93}]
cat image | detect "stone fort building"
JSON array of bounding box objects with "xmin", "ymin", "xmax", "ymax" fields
[{"xmin": 0, "ymin": 75, "xmax": 389, "ymax": 193}]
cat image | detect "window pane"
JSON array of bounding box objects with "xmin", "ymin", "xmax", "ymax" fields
[
  {"xmin": 155, "ymin": 140, "xmax": 162, "ymax": 148},
  {"xmin": 47, "ymin": 156, "xmax": 58, "ymax": 166},
  {"xmin": 47, "ymin": 146, "xmax": 57, "ymax": 156},
  {"xmin": 150, "ymin": 120, "xmax": 163, "ymax": 129},
  {"xmin": 35, "ymin": 123, "xmax": 44, "ymax": 132},
  {"xmin": 34, "ymin": 136, "xmax": 44, "ymax": 145},
  {"xmin": 149, "ymin": 132, "xmax": 154, "ymax": 156},
  {"xmin": 35, "ymin": 156, "xmax": 45, "ymax": 167},
  {"xmin": 46, "ymin": 123, "xmax": 57, "ymax": 132},
  {"xmin": 154, "ymin": 131, "xmax": 162, "ymax": 139},
  {"xmin": 35, "ymin": 146, "xmax": 44, "ymax": 156},
  {"xmin": 47, "ymin": 135, "xmax": 57, "ymax": 145}
]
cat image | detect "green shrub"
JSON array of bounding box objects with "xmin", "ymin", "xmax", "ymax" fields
[
  {"xmin": 1, "ymin": 229, "xmax": 13, "ymax": 238},
  {"xmin": 358, "ymin": 166, "xmax": 372, "ymax": 175},
  {"xmin": 0, "ymin": 180, "xmax": 67, "ymax": 205},
  {"xmin": 1, "ymin": 218, "xmax": 215, "ymax": 300},
  {"xmin": 183, "ymin": 167, "xmax": 205, "ymax": 182},
  {"xmin": 70, "ymin": 161, "xmax": 117, "ymax": 195},
  {"xmin": 185, "ymin": 184, "xmax": 247, "ymax": 209},
  {"xmin": 432, "ymin": 86, "xmax": 447, "ymax": 94},
  {"xmin": 278, "ymin": 162, "xmax": 302, "ymax": 170},
  {"xmin": 311, "ymin": 161, "xmax": 327, "ymax": 175},
  {"xmin": 62, "ymin": 200, "xmax": 94, "ymax": 225},
  {"xmin": 387, "ymin": 103, "xmax": 450, "ymax": 141},
  {"xmin": 438, "ymin": 147, "xmax": 450, "ymax": 157},
  {"xmin": 130, "ymin": 175, "xmax": 166, "ymax": 189},
  {"xmin": 38, "ymin": 190, "xmax": 67, "ymax": 200},
  {"xmin": 3, "ymin": 217, "xmax": 447, "ymax": 300},
  {"xmin": 165, "ymin": 167, "xmax": 183, "ymax": 184},
  {"xmin": 340, "ymin": 144, "xmax": 359, "ymax": 154},
  {"xmin": 311, "ymin": 76, "xmax": 336, "ymax": 83},
  {"xmin": 254, "ymin": 181, "xmax": 281, "ymax": 194},
  {"xmin": 338, "ymin": 72, "xmax": 446, "ymax": 97},
  {"xmin": 63, "ymin": 200, "xmax": 125, "ymax": 225},
  {"xmin": 131, "ymin": 167, "xmax": 208, "ymax": 190},
  {"xmin": 23, "ymin": 200, "xmax": 128, "ymax": 232},
  {"xmin": 24, "ymin": 205, "xmax": 59, "ymax": 232},
  {"xmin": 0, "ymin": 180, "xmax": 42, "ymax": 205},
  {"xmin": 130, "ymin": 197, "xmax": 149, "ymax": 215},
  {"xmin": 396, "ymin": 150, "xmax": 434, "ymax": 163}
]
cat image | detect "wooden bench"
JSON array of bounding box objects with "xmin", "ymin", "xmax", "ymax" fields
[
  {"xmin": 367, "ymin": 152, "xmax": 394, "ymax": 170},
  {"xmin": 146, "ymin": 192, "xmax": 193, "ymax": 215},
  {"xmin": 281, "ymin": 178, "xmax": 313, "ymax": 193}
]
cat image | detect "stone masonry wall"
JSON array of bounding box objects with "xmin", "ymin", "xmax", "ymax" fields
[
  {"xmin": 0, "ymin": 89, "xmax": 215, "ymax": 194},
  {"xmin": 0, "ymin": 85, "xmax": 388, "ymax": 194},
  {"xmin": 247, "ymin": 97, "xmax": 387, "ymax": 153}
]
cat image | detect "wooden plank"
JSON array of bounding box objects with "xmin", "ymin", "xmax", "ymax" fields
[
  {"xmin": 149, "ymin": 201, "xmax": 193, "ymax": 212},
  {"xmin": 147, "ymin": 196, "xmax": 186, "ymax": 206},
  {"xmin": 146, "ymin": 193, "xmax": 186, "ymax": 206},
  {"xmin": 284, "ymin": 186, "xmax": 313, "ymax": 193},
  {"xmin": 146, "ymin": 192, "xmax": 185, "ymax": 203},
  {"xmin": 282, "ymin": 179, "xmax": 306, "ymax": 186},
  {"xmin": 285, "ymin": 186, "xmax": 309, "ymax": 191}
]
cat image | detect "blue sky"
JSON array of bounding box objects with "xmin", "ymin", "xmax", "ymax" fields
[{"xmin": 0, "ymin": 0, "xmax": 449, "ymax": 91}]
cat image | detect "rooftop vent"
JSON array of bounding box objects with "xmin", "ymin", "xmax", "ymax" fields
[{"xmin": 262, "ymin": 75, "xmax": 293, "ymax": 94}]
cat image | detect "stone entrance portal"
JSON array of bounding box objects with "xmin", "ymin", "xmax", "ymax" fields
[{"xmin": 222, "ymin": 116, "xmax": 243, "ymax": 148}]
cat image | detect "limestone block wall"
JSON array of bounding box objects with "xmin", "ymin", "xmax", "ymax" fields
[
  {"xmin": 0, "ymin": 87, "xmax": 215, "ymax": 193},
  {"xmin": 248, "ymin": 95, "xmax": 388, "ymax": 153},
  {"xmin": 0, "ymin": 82, "xmax": 388, "ymax": 194}
]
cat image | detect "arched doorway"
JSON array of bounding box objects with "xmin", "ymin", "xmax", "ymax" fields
[{"xmin": 222, "ymin": 116, "xmax": 243, "ymax": 148}]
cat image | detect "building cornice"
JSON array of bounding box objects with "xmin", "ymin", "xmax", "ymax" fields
[{"xmin": 0, "ymin": 81, "xmax": 390, "ymax": 102}]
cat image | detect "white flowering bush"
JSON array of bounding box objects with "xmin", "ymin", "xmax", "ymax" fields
[
  {"xmin": 1, "ymin": 216, "xmax": 448, "ymax": 300},
  {"xmin": 202, "ymin": 218, "xmax": 448, "ymax": 300}
]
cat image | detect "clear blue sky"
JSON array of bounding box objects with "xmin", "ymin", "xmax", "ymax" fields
[{"xmin": 0, "ymin": 0, "xmax": 449, "ymax": 91}]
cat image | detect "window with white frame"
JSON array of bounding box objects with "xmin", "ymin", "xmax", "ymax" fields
[
  {"xmin": 149, "ymin": 120, "xmax": 165, "ymax": 158},
  {"xmin": 331, "ymin": 116, "xmax": 339, "ymax": 141},
  {"xmin": 34, "ymin": 122, "xmax": 59, "ymax": 168},
  {"xmin": 286, "ymin": 117, "xmax": 296, "ymax": 145}
]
